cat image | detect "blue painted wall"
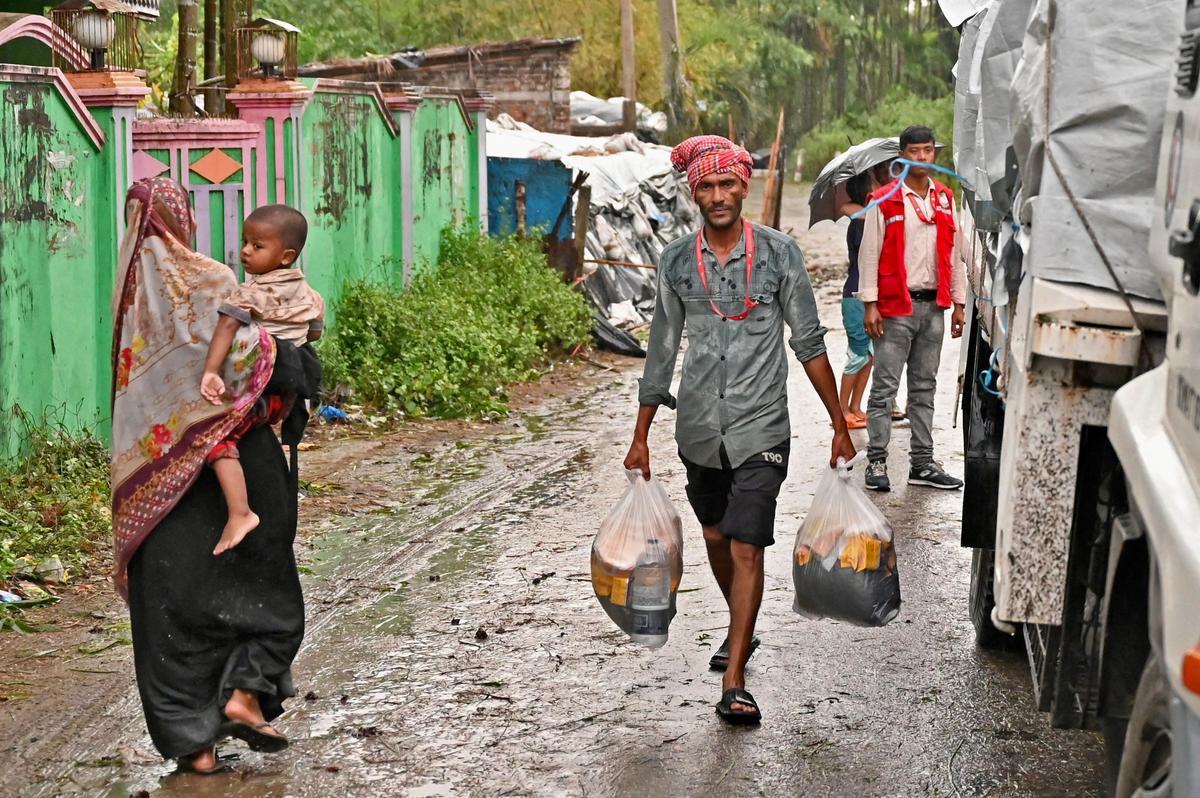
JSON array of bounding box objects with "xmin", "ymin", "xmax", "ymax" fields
[{"xmin": 487, "ymin": 157, "xmax": 573, "ymax": 240}]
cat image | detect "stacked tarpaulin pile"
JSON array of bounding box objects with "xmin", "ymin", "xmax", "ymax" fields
[
  {"xmin": 486, "ymin": 116, "xmax": 700, "ymax": 338},
  {"xmin": 569, "ymin": 91, "xmax": 669, "ymax": 141}
]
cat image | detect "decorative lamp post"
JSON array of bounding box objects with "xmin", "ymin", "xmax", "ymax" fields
[
  {"xmin": 228, "ymin": 17, "xmax": 309, "ymax": 210},
  {"xmin": 51, "ymin": 0, "xmax": 139, "ymax": 72},
  {"xmin": 236, "ymin": 18, "xmax": 300, "ymax": 81}
]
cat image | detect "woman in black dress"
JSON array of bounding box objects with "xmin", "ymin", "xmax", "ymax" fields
[{"xmin": 111, "ymin": 178, "xmax": 311, "ymax": 773}]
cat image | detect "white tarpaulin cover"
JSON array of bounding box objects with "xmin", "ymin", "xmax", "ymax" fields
[
  {"xmin": 570, "ymin": 91, "xmax": 669, "ymax": 137},
  {"xmin": 953, "ymin": 6, "xmax": 989, "ymax": 206},
  {"xmin": 938, "ymin": 0, "xmax": 990, "ymax": 27},
  {"xmin": 1008, "ymin": 0, "xmax": 1178, "ymax": 301},
  {"xmin": 973, "ymin": 0, "xmax": 1032, "ymax": 216}
]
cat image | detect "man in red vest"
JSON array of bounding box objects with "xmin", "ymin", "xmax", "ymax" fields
[{"xmin": 858, "ymin": 126, "xmax": 966, "ymax": 491}]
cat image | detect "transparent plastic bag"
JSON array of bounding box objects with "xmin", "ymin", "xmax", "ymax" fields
[
  {"xmin": 792, "ymin": 453, "xmax": 901, "ymax": 626},
  {"xmin": 591, "ymin": 470, "xmax": 684, "ymax": 648}
]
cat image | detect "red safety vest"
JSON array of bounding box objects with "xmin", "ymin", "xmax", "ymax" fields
[{"xmin": 869, "ymin": 178, "xmax": 956, "ymax": 318}]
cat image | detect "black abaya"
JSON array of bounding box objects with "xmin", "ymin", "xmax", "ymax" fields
[{"xmin": 127, "ymin": 421, "xmax": 304, "ymax": 759}]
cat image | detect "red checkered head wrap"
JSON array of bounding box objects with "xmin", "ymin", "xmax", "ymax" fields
[{"xmin": 671, "ymin": 135, "xmax": 754, "ymax": 193}]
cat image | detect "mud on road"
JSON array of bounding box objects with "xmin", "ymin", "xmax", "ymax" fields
[{"xmin": 3, "ymin": 185, "xmax": 1104, "ymax": 797}]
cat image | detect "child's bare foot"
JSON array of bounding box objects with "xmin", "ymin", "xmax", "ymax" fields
[{"xmin": 213, "ymin": 512, "xmax": 259, "ymax": 556}]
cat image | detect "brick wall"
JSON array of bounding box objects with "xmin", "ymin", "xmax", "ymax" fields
[{"xmin": 399, "ymin": 50, "xmax": 572, "ymax": 133}]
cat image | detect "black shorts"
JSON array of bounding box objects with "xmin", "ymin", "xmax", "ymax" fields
[{"xmin": 679, "ymin": 440, "xmax": 789, "ymax": 548}]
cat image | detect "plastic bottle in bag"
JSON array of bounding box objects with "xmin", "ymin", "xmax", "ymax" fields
[
  {"xmin": 629, "ymin": 540, "xmax": 671, "ymax": 647},
  {"xmin": 591, "ymin": 471, "xmax": 684, "ymax": 646}
]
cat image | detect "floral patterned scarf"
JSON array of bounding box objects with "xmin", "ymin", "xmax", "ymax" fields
[{"xmin": 111, "ymin": 178, "xmax": 276, "ymax": 597}]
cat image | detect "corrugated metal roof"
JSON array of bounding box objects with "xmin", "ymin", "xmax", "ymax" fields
[
  {"xmin": 124, "ymin": 0, "xmax": 159, "ymax": 19},
  {"xmin": 299, "ymin": 36, "xmax": 581, "ymax": 78}
]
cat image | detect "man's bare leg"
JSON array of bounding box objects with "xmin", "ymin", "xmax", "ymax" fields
[
  {"xmin": 212, "ymin": 458, "xmax": 260, "ymax": 555},
  {"xmin": 702, "ymin": 524, "xmax": 733, "ymax": 602},
  {"xmin": 705, "ymin": 522, "xmax": 764, "ymax": 715}
]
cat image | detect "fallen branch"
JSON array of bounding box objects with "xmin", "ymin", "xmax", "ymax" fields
[{"xmin": 584, "ymin": 258, "xmax": 657, "ymax": 270}]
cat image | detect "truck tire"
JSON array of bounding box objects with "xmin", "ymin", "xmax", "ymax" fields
[
  {"xmin": 1114, "ymin": 653, "xmax": 1173, "ymax": 798},
  {"xmin": 969, "ymin": 547, "xmax": 1020, "ymax": 650}
]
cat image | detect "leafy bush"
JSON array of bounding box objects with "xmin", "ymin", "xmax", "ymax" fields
[
  {"xmin": 799, "ymin": 88, "xmax": 956, "ymax": 181},
  {"xmin": 320, "ymin": 230, "xmax": 593, "ymax": 418},
  {"xmin": 0, "ymin": 420, "xmax": 111, "ymax": 584}
]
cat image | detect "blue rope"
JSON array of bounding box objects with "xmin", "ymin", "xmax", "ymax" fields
[
  {"xmin": 978, "ymin": 349, "xmax": 1004, "ymax": 398},
  {"xmin": 848, "ymin": 158, "xmax": 975, "ymax": 220}
]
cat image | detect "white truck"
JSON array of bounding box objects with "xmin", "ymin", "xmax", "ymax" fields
[{"xmin": 948, "ymin": 0, "xmax": 1200, "ymax": 794}]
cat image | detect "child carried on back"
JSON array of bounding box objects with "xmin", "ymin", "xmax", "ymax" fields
[{"xmin": 199, "ymin": 204, "xmax": 324, "ymax": 555}]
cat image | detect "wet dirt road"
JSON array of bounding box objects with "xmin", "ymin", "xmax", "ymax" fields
[{"xmin": 15, "ymin": 188, "xmax": 1104, "ymax": 797}]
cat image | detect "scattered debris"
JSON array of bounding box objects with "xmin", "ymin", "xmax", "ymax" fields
[
  {"xmin": 475, "ymin": 628, "xmax": 489, "ymax": 641},
  {"xmin": 317, "ymin": 405, "xmax": 350, "ymax": 423},
  {"xmin": 33, "ymin": 557, "xmax": 67, "ymax": 584}
]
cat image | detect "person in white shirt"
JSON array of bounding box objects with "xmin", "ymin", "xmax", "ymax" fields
[{"xmin": 857, "ymin": 126, "xmax": 966, "ymax": 492}]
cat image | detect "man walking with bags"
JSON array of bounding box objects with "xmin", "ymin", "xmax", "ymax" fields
[
  {"xmin": 624, "ymin": 136, "xmax": 855, "ymax": 725},
  {"xmin": 859, "ymin": 125, "xmax": 966, "ymax": 491}
]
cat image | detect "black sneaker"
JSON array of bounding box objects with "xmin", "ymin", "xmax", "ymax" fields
[
  {"xmin": 908, "ymin": 462, "xmax": 964, "ymax": 490},
  {"xmin": 865, "ymin": 460, "xmax": 890, "ymax": 491}
]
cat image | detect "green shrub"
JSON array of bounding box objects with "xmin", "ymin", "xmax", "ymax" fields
[
  {"xmin": 0, "ymin": 420, "xmax": 111, "ymax": 584},
  {"xmin": 800, "ymin": 88, "xmax": 956, "ymax": 182},
  {"xmin": 320, "ymin": 229, "xmax": 593, "ymax": 418}
]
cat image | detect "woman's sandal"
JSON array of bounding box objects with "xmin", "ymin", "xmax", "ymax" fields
[
  {"xmin": 708, "ymin": 636, "xmax": 760, "ymax": 671},
  {"xmin": 716, "ymin": 688, "xmax": 762, "ymax": 725},
  {"xmin": 220, "ymin": 720, "xmax": 289, "ymax": 753}
]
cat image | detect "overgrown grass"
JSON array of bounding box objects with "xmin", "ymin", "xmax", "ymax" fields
[
  {"xmin": 0, "ymin": 421, "xmax": 111, "ymax": 584},
  {"xmin": 320, "ymin": 229, "xmax": 593, "ymax": 418},
  {"xmin": 800, "ymin": 88, "xmax": 956, "ymax": 182}
]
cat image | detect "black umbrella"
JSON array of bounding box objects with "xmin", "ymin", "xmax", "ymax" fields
[{"xmin": 807, "ymin": 137, "xmax": 899, "ymax": 228}]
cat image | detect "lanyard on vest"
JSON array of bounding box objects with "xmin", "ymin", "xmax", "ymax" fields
[
  {"xmin": 695, "ymin": 220, "xmax": 757, "ymax": 321},
  {"xmin": 906, "ymin": 192, "xmax": 937, "ymax": 225}
]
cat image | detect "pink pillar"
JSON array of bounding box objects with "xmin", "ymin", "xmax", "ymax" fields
[
  {"xmin": 67, "ymin": 71, "xmax": 150, "ymax": 238},
  {"xmin": 227, "ymin": 78, "xmax": 312, "ymax": 210},
  {"xmin": 460, "ymin": 90, "xmax": 496, "ymax": 233}
]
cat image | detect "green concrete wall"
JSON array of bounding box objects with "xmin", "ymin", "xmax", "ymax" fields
[
  {"xmin": 410, "ymin": 97, "xmax": 475, "ymax": 272},
  {"xmin": 0, "ymin": 67, "xmax": 484, "ymax": 456},
  {"xmin": 0, "ymin": 74, "xmax": 116, "ymax": 456},
  {"xmin": 300, "ymin": 83, "xmax": 404, "ymax": 319}
]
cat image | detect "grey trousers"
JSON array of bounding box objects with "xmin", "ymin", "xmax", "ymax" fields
[{"xmin": 867, "ymin": 298, "xmax": 945, "ymax": 466}]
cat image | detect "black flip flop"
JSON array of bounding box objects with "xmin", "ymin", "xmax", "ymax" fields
[
  {"xmin": 221, "ymin": 720, "xmax": 289, "ymax": 753},
  {"xmin": 716, "ymin": 688, "xmax": 762, "ymax": 725},
  {"xmin": 708, "ymin": 636, "xmax": 761, "ymax": 671}
]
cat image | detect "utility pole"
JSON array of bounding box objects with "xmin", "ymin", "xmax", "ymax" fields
[
  {"xmin": 218, "ymin": 0, "xmax": 253, "ymax": 113},
  {"xmin": 620, "ymin": 0, "xmax": 637, "ymax": 133},
  {"xmin": 172, "ymin": 0, "xmax": 199, "ymax": 115},
  {"xmin": 656, "ymin": 0, "xmax": 686, "ymax": 135},
  {"xmin": 203, "ymin": 0, "xmax": 219, "ymax": 112}
]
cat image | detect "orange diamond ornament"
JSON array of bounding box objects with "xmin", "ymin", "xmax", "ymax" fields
[{"xmin": 190, "ymin": 148, "xmax": 243, "ymax": 184}]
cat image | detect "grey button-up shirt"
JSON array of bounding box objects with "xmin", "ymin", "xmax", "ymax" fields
[{"xmin": 638, "ymin": 222, "xmax": 828, "ymax": 469}]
